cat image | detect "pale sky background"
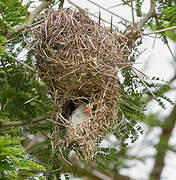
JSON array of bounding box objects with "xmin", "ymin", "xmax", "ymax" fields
[{"xmin": 23, "ymin": 0, "xmax": 176, "ymax": 179}]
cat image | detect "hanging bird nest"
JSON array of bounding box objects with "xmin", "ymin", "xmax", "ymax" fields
[{"xmin": 33, "ymin": 8, "xmax": 140, "ymax": 160}]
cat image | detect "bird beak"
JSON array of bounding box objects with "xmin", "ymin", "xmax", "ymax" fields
[{"xmin": 84, "ymin": 108, "xmax": 91, "ymax": 113}]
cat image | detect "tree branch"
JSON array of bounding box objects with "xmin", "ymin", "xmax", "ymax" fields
[
  {"xmin": 149, "ymin": 103, "xmax": 176, "ymax": 180},
  {"xmin": 6, "ymin": 0, "xmax": 52, "ymax": 39},
  {"xmin": 0, "ymin": 114, "xmax": 52, "ymax": 127},
  {"xmin": 136, "ymin": 0, "xmax": 155, "ymax": 31}
]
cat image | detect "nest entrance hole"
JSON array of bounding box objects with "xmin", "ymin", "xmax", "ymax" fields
[{"xmin": 61, "ymin": 98, "xmax": 90, "ymax": 120}]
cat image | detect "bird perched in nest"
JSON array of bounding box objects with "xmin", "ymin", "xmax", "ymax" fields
[{"xmin": 65, "ymin": 104, "xmax": 91, "ymax": 147}]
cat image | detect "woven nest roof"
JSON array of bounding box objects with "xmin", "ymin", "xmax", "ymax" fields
[{"xmin": 33, "ymin": 8, "xmax": 140, "ymax": 160}]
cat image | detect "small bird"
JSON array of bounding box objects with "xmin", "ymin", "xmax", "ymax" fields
[{"xmin": 65, "ymin": 104, "xmax": 91, "ymax": 147}]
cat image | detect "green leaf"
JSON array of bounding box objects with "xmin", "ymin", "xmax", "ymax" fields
[{"xmin": 0, "ymin": 35, "xmax": 6, "ymax": 43}]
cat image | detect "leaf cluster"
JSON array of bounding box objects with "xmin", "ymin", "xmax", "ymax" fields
[
  {"xmin": 0, "ymin": 0, "xmax": 30, "ymax": 35},
  {"xmin": 0, "ymin": 135, "xmax": 45, "ymax": 179},
  {"xmin": 163, "ymin": 4, "xmax": 176, "ymax": 25}
]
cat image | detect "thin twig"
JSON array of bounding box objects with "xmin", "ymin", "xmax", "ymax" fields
[
  {"xmin": 107, "ymin": 1, "xmax": 131, "ymax": 9},
  {"xmin": 143, "ymin": 25, "xmax": 176, "ymax": 35},
  {"xmin": 93, "ymin": 1, "xmax": 133, "ymax": 16},
  {"xmin": 132, "ymin": 69, "xmax": 158, "ymax": 101},
  {"xmin": 24, "ymin": 95, "xmax": 40, "ymax": 104},
  {"xmin": 10, "ymin": 55, "xmax": 35, "ymax": 72},
  {"xmin": 132, "ymin": 66, "xmax": 149, "ymax": 78},
  {"xmin": 86, "ymin": 0, "xmax": 132, "ymax": 24},
  {"xmin": 0, "ymin": 114, "xmax": 52, "ymax": 127},
  {"xmin": 166, "ymin": 42, "xmax": 175, "ymax": 59},
  {"xmin": 152, "ymin": 34, "xmax": 157, "ymax": 49},
  {"xmin": 22, "ymin": 19, "xmax": 45, "ymax": 33}
]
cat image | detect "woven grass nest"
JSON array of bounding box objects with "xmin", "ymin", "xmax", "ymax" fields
[{"xmin": 34, "ymin": 8, "xmax": 140, "ymax": 160}]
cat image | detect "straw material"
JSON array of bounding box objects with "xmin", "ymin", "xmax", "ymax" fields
[{"xmin": 33, "ymin": 8, "xmax": 140, "ymax": 160}]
